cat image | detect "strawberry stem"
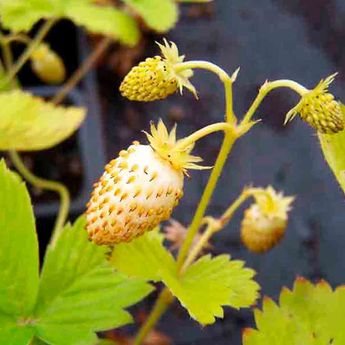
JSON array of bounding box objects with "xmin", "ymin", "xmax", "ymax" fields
[
  {"xmin": 175, "ymin": 122, "xmax": 233, "ymax": 151},
  {"xmin": 241, "ymin": 79, "xmax": 308, "ymax": 126},
  {"xmin": 175, "ymin": 60, "xmax": 236, "ymax": 124},
  {"xmin": 8, "ymin": 150, "xmax": 70, "ymax": 247},
  {"xmin": 0, "ymin": 18, "xmax": 56, "ymax": 88},
  {"xmin": 133, "ymin": 288, "xmax": 173, "ymax": 345},
  {"xmin": 176, "ymin": 131, "xmax": 236, "ymax": 269}
]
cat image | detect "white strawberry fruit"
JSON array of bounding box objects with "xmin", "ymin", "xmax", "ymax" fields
[{"xmin": 86, "ymin": 120, "xmax": 206, "ymax": 245}]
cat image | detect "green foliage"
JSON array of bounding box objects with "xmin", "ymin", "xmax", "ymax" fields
[
  {"xmin": 34, "ymin": 217, "xmax": 153, "ymax": 345},
  {"xmin": 110, "ymin": 230, "xmax": 259, "ymax": 325},
  {"xmin": 243, "ymin": 277, "xmax": 345, "ymax": 345},
  {"xmin": 110, "ymin": 228, "xmax": 176, "ymax": 282},
  {"xmin": 121, "ymin": 0, "xmax": 178, "ymax": 32},
  {"xmin": 0, "ymin": 90, "xmax": 85, "ymax": 151},
  {"xmin": 66, "ymin": 2, "xmax": 140, "ymax": 46},
  {"xmin": 0, "ymin": 0, "xmax": 180, "ymax": 45},
  {"xmin": 0, "ymin": 160, "xmax": 38, "ymax": 344},
  {"xmin": 0, "ymin": 0, "xmax": 140, "ymax": 45},
  {"xmin": 160, "ymin": 254, "xmax": 259, "ymax": 325},
  {"xmin": 319, "ymin": 104, "xmax": 345, "ymax": 194},
  {"xmin": 0, "ymin": 161, "xmax": 153, "ymax": 345},
  {"xmin": 0, "ymin": 0, "xmax": 54, "ymax": 32}
]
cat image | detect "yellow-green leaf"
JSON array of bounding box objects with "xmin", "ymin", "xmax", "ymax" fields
[
  {"xmin": 318, "ymin": 104, "xmax": 345, "ymax": 194},
  {"xmin": 34, "ymin": 217, "xmax": 153, "ymax": 345},
  {"xmin": 160, "ymin": 254, "xmax": 259, "ymax": 325},
  {"xmin": 0, "ymin": 0, "xmax": 140, "ymax": 45},
  {"xmin": 110, "ymin": 228, "xmax": 176, "ymax": 282},
  {"xmin": 243, "ymin": 277, "xmax": 345, "ymax": 345},
  {"xmin": 0, "ymin": 0, "xmax": 55, "ymax": 32},
  {"xmin": 66, "ymin": 2, "xmax": 140, "ymax": 46},
  {"xmin": 0, "ymin": 90, "xmax": 85, "ymax": 151},
  {"xmin": 0, "ymin": 160, "xmax": 39, "ymax": 344},
  {"xmin": 121, "ymin": 0, "xmax": 178, "ymax": 32}
]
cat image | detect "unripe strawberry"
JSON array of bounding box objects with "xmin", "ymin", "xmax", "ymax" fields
[
  {"xmin": 120, "ymin": 39, "xmax": 197, "ymax": 102},
  {"xmin": 120, "ymin": 56, "xmax": 178, "ymax": 101},
  {"xmin": 30, "ymin": 44, "xmax": 66, "ymax": 84},
  {"xmin": 285, "ymin": 74, "xmax": 344, "ymax": 134},
  {"xmin": 299, "ymin": 93, "xmax": 343, "ymax": 134},
  {"xmin": 86, "ymin": 120, "xmax": 206, "ymax": 245},
  {"xmin": 241, "ymin": 187, "xmax": 294, "ymax": 253}
]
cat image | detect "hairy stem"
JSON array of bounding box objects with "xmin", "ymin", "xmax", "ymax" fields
[
  {"xmin": 181, "ymin": 218, "xmax": 219, "ymax": 271},
  {"xmin": 52, "ymin": 37, "xmax": 112, "ymax": 105},
  {"xmin": 241, "ymin": 79, "xmax": 308, "ymax": 125},
  {"xmin": 219, "ymin": 189, "xmax": 252, "ymax": 226},
  {"xmin": 1, "ymin": 19, "xmax": 56, "ymax": 88},
  {"xmin": 133, "ymin": 288, "xmax": 173, "ymax": 345},
  {"xmin": 9, "ymin": 151, "xmax": 70, "ymax": 246},
  {"xmin": 175, "ymin": 60, "xmax": 236, "ymax": 123},
  {"xmin": 176, "ymin": 132, "xmax": 236, "ymax": 268},
  {"xmin": 175, "ymin": 122, "xmax": 232, "ymax": 151}
]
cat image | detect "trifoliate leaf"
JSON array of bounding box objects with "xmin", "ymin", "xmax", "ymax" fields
[
  {"xmin": 0, "ymin": 0, "xmax": 55, "ymax": 31},
  {"xmin": 0, "ymin": 90, "xmax": 85, "ymax": 151},
  {"xmin": 110, "ymin": 228, "xmax": 177, "ymax": 282},
  {"xmin": 243, "ymin": 277, "xmax": 345, "ymax": 345},
  {"xmin": 319, "ymin": 104, "xmax": 345, "ymax": 194},
  {"xmin": 160, "ymin": 254, "xmax": 259, "ymax": 325},
  {"xmin": 121, "ymin": 0, "xmax": 178, "ymax": 32},
  {"xmin": 66, "ymin": 2, "xmax": 140, "ymax": 46},
  {"xmin": 0, "ymin": 160, "xmax": 39, "ymax": 344},
  {"xmin": 34, "ymin": 217, "xmax": 153, "ymax": 345}
]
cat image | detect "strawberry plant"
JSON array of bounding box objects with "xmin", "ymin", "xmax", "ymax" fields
[{"xmin": 0, "ymin": 1, "xmax": 345, "ymax": 344}]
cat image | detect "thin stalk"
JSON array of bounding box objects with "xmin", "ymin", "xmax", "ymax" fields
[
  {"xmin": 181, "ymin": 219, "xmax": 219, "ymax": 271},
  {"xmin": 241, "ymin": 79, "xmax": 308, "ymax": 125},
  {"xmin": 0, "ymin": 38, "xmax": 13, "ymax": 71},
  {"xmin": 175, "ymin": 122, "xmax": 232, "ymax": 151},
  {"xmin": 1, "ymin": 18, "xmax": 56, "ymax": 88},
  {"xmin": 182, "ymin": 189, "xmax": 256, "ymax": 271},
  {"xmin": 9, "ymin": 151, "xmax": 70, "ymax": 246},
  {"xmin": 176, "ymin": 132, "xmax": 236, "ymax": 268},
  {"xmin": 219, "ymin": 190, "xmax": 252, "ymax": 226},
  {"xmin": 4, "ymin": 33, "xmax": 31, "ymax": 45},
  {"xmin": 133, "ymin": 288, "xmax": 173, "ymax": 345},
  {"xmin": 52, "ymin": 37, "xmax": 112, "ymax": 105},
  {"xmin": 175, "ymin": 60, "xmax": 236, "ymax": 123},
  {"xmin": 0, "ymin": 33, "xmax": 19, "ymax": 88}
]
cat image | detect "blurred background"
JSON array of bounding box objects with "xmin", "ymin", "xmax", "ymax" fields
[{"xmin": 20, "ymin": 0, "xmax": 345, "ymax": 343}]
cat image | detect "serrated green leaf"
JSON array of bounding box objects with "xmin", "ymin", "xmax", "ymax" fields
[
  {"xmin": 111, "ymin": 233, "xmax": 259, "ymax": 326},
  {"xmin": 243, "ymin": 277, "xmax": 345, "ymax": 345},
  {"xmin": 110, "ymin": 228, "xmax": 177, "ymax": 282},
  {"xmin": 0, "ymin": 0, "xmax": 55, "ymax": 31},
  {"xmin": 66, "ymin": 2, "xmax": 140, "ymax": 46},
  {"xmin": 318, "ymin": 104, "xmax": 345, "ymax": 194},
  {"xmin": 121, "ymin": 0, "xmax": 178, "ymax": 32},
  {"xmin": 0, "ymin": 160, "xmax": 39, "ymax": 317},
  {"xmin": 34, "ymin": 216, "xmax": 153, "ymax": 345},
  {"xmin": 0, "ymin": 90, "xmax": 85, "ymax": 151},
  {"xmin": 0, "ymin": 160, "xmax": 39, "ymax": 344},
  {"xmin": 160, "ymin": 254, "xmax": 259, "ymax": 325}
]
